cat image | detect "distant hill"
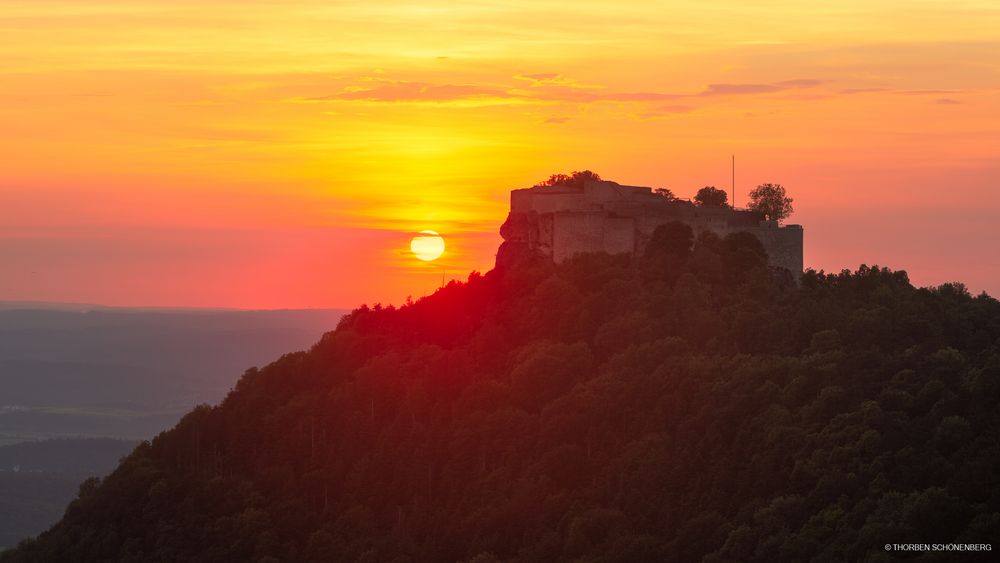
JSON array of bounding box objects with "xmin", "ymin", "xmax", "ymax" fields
[
  {"xmin": 0, "ymin": 438, "xmax": 136, "ymax": 550},
  {"xmin": 0, "ymin": 301, "xmax": 234, "ymax": 313},
  {"xmin": 0, "ymin": 307, "xmax": 346, "ymax": 445},
  {"xmin": 0, "ymin": 438, "xmax": 137, "ymax": 474},
  {"xmin": 3, "ymin": 226, "xmax": 998, "ymax": 562}
]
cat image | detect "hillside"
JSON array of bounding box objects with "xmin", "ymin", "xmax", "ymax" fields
[
  {"xmin": 3, "ymin": 225, "xmax": 999, "ymax": 562},
  {"xmin": 0, "ymin": 439, "xmax": 137, "ymax": 549}
]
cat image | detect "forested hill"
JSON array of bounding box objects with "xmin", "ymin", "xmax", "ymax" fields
[{"xmin": 4, "ymin": 225, "xmax": 999, "ymax": 562}]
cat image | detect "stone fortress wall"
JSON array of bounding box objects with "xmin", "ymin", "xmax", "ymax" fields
[{"xmin": 500, "ymin": 179, "xmax": 803, "ymax": 274}]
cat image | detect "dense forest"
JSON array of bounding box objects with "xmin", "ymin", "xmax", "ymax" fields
[{"xmin": 4, "ymin": 224, "xmax": 999, "ymax": 562}]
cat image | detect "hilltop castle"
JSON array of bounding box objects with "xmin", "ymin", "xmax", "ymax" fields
[{"xmin": 499, "ymin": 178, "xmax": 803, "ymax": 274}]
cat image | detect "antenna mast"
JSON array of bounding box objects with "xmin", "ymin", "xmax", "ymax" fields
[{"xmin": 731, "ymin": 154, "xmax": 735, "ymax": 208}]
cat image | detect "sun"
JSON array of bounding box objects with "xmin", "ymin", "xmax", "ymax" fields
[{"xmin": 410, "ymin": 230, "xmax": 445, "ymax": 261}]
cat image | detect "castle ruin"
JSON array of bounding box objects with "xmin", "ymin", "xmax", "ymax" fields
[{"xmin": 499, "ymin": 179, "xmax": 803, "ymax": 274}]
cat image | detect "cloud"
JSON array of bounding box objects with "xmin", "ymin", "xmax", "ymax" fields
[
  {"xmin": 519, "ymin": 72, "xmax": 559, "ymax": 82},
  {"xmin": 838, "ymin": 87, "xmax": 971, "ymax": 103},
  {"xmin": 595, "ymin": 91, "xmax": 683, "ymax": 101},
  {"xmin": 543, "ymin": 116, "xmax": 570, "ymax": 123},
  {"xmin": 899, "ymin": 89, "xmax": 961, "ymax": 95},
  {"xmin": 775, "ymin": 79, "xmax": 823, "ymax": 88},
  {"xmin": 308, "ymin": 81, "xmax": 513, "ymax": 103},
  {"xmin": 699, "ymin": 79, "xmax": 822, "ymax": 97},
  {"xmin": 701, "ymin": 83, "xmax": 781, "ymax": 96},
  {"xmin": 581, "ymin": 79, "xmax": 821, "ymax": 102},
  {"xmin": 840, "ymin": 87, "xmax": 891, "ymax": 94},
  {"xmin": 634, "ymin": 104, "xmax": 698, "ymax": 120},
  {"xmin": 515, "ymin": 73, "xmax": 603, "ymax": 89},
  {"xmin": 838, "ymin": 87, "xmax": 968, "ymax": 101},
  {"xmin": 654, "ymin": 105, "xmax": 695, "ymax": 113},
  {"xmin": 306, "ymin": 76, "xmax": 823, "ymax": 106}
]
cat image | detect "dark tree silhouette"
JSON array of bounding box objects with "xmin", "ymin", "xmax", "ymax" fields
[
  {"xmin": 748, "ymin": 183, "xmax": 794, "ymax": 222},
  {"xmin": 694, "ymin": 186, "xmax": 729, "ymax": 207},
  {"xmin": 645, "ymin": 221, "xmax": 694, "ymax": 258},
  {"xmin": 536, "ymin": 170, "xmax": 602, "ymax": 189},
  {"xmin": 653, "ymin": 187, "xmax": 677, "ymax": 200}
]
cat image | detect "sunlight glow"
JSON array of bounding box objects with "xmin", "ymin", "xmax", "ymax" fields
[
  {"xmin": 2, "ymin": 0, "xmax": 998, "ymax": 306},
  {"xmin": 410, "ymin": 231, "xmax": 446, "ymax": 262}
]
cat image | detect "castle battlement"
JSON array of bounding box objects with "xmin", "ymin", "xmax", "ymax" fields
[{"xmin": 500, "ymin": 179, "xmax": 803, "ymax": 274}]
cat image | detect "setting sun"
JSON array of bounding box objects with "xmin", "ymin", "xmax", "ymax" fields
[
  {"xmin": 1, "ymin": 0, "xmax": 998, "ymax": 308},
  {"xmin": 410, "ymin": 230, "xmax": 446, "ymax": 262}
]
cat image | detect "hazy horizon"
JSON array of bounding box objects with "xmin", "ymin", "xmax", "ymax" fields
[{"xmin": 0, "ymin": 300, "xmax": 351, "ymax": 313}]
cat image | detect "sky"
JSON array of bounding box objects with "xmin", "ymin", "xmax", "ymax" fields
[{"xmin": 1, "ymin": 0, "xmax": 998, "ymax": 308}]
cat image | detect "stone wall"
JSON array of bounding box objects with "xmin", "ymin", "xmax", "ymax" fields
[{"xmin": 500, "ymin": 179, "xmax": 804, "ymax": 275}]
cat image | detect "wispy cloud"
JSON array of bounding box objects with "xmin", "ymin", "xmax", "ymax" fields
[
  {"xmin": 840, "ymin": 88, "xmax": 891, "ymax": 94},
  {"xmin": 839, "ymin": 87, "xmax": 966, "ymax": 100},
  {"xmin": 653, "ymin": 104, "xmax": 695, "ymax": 114},
  {"xmin": 515, "ymin": 73, "xmax": 602, "ymax": 89},
  {"xmin": 699, "ymin": 79, "xmax": 822, "ymax": 96},
  {"xmin": 533, "ymin": 78, "xmax": 823, "ymax": 102},
  {"xmin": 306, "ymin": 76, "xmax": 824, "ymax": 106},
  {"xmin": 308, "ymin": 81, "xmax": 514, "ymax": 103},
  {"xmin": 517, "ymin": 72, "xmax": 558, "ymax": 82},
  {"xmin": 899, "ymin": 89, "xmax": 962, "ymax": 95}
]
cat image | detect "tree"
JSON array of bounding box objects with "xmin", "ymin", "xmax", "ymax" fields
[
  {"xmin": 653, "ymin": 188, "xmax": 677, "ymax": 200},
  {"xmin": 694, "ymin": 186, "xmax": 728, "ymax": 207},
  {"xmin": 536, "ymin": 170, "xmax": 602, "ymax": 189},
  {"xmin": 645, "ymin": 221, "xmax": 693, "ymax": 258},
  {"xmin": 748, "ymin": 183, "xmax": 793, "ymax": 222}
]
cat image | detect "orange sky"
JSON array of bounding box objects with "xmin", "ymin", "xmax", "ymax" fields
[{"xmin": 2, "ymin": 1, "xmax": 998, "ymax": 308}]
